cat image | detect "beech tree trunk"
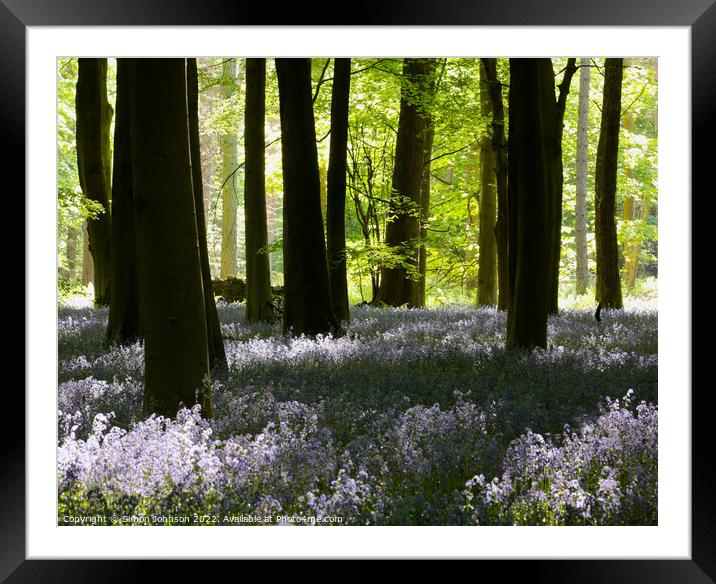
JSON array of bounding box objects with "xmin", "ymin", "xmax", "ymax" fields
[
  {"xmin": 595, "ymin": 58, "xmax": 624, "ymax": 309},
  {"xmin": 275, "ymin": 58, "xmax": 339, "ymax": 336},
  {"xmin": 621, "ymin": 59, "xmax": 639, "ymax": 291},
  {"xmin": 220, "ymin": 59, "xmax": 239, "ymax": 279},
  {"xmin": 326, "ymin": 58, "xmax": 352, "ymax": 323},
  {"xmin": 244, "ymin": 58, "xmax": 275, "ymax": 323},
  {"xmin": 377, "ymin": 58, "xmax": 437, "ymax": 307},
  {"xmin": 128, "ymin": 58, "xmax": 211, "ymax": 418},
  {"xmin": 622, "ymin": 103, "xmax": 638, "ymax": 290},
  {"xmin": 575, "ymin": 58, "xmax": 591, "ymax": 295},
  {"xmin": 547, "ymin": 58, "xmax": 578, "ymax": 314},
  {"xmin": 477, "ymin": 59, "xmax": 498, "ymax": 306},
  {"xmin": 187, "ymin": 58, "xmax": 228, "ymax": 371},
  {"xmin": 506, "ymin": 59, "xmax": 557, "ymax": 350},
  {"xmin": 106, "ymin": 59, "xmax": 140, "ymax": 345},
  {"xmin": 76, "ymin": 58, "xmax": 112, "ymax": 306},
  {"xmin": 480, "ymin": 58, "xmax": 510, "ymax": 311},
  {"xmin": 319, "ymin": 160, "xmax": 328, "ymax": 225},
  {"xmin": 82, "ymin": 223, "xmax": 93, "ymax": 285},
  {"xmin": 414, "ymin": 123, "xmax": 435, "ymax": 308}
]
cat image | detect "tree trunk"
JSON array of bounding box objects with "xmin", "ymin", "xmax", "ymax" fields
[
  {"xmin": 75, "ymin": 58, "xmax": 112, "ymax": 306},
  {"xmin": 477, "ymin": 59, "xmax": 498, "ymax": 306},
  {"xmin": 624, "ymin": 58, "xmax": 658, "ymax": 287},
  {"xmin": 480, "ymin": 58, "xmax": 510, "ymax": 311},
  {"xmin": 187, "ymin": 58, "xmax": 228, "ymax": 371},
  {"xmin": 319, "ymin": 159, "xmax": 328, "ymax": 225},
  {"xmin": 244, "ymin": 58, "xmax": 275, "ymax": 324},
  {"xmin": 66, "ymin": 225, "xmax": 79, "ymax": 279},
  {"xmin": 595, "ymin": 58, "xmax": 624, "ymax": 309},
  {"xmin": 414, "ymin": 123, "xmax": 435, "ymax": 308},
  {"xmin": 220, "ymin": 59, "xmax": 239, "ymax": 279},
  {"xmin": 106, "ymin": 59, "xmax": 140, "ymax": 345},
  {"xmin": 275, "ymin": 58, "xmax": 340, "ymax": 336},
  {"xmin": 622, "ymin": 107, "xmax": 638, "ymax": 290},
  {"xmin": 547, "ymin": 58, "xmax": 578, "ymax": 314},
  {"xmin": 326, "ymin": 58, "xmax": 352, "ymax": 323},
  {"xmin": 575, "ymin": 57, "xmax": 591, "ymax": 295},
  {"xmin": 621, "ymin": 59, "xmax": 638, "ymax": 291},
  {"xmin": 266, "ymin": 190, "xmax": 277, "ymax": 276},
  {"xmin": 377, "ymin": 58, "xmax": 437, "ymax": 307},
  {"xmin": 82, "ymin": 223, "xmax": 93, "ymax": 285},
  {"xmin": 128, "ymin": 58, "xmax": 212, "ymax": 418},
  {"xmin": 506, "ymin": 59, "xmax": 557, "ymax": 350}
]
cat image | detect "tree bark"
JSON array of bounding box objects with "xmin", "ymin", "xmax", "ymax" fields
[
  {"xmin": 575, "ymin": 58, "xmax": 591, "ymax": 295},
  {"xmin": 275, "ymin": 58, "xmax": 340, "ymax": 336},
  {"xmin": 244, "ymin": 58, "xmax": 275, "ymax": 323},
  {"xmin": 326, "ymin": 58, "xmax": 352, "ymax": 323},
  {"xmin": 414, "ymin": 122, "xmax": 435, "ymax": 308},
  {"xmin": 621, "ymin": 59, "xmax": 639, "ymax": 291},
  {"xmin": 106, "ymin": 58, "xmax": 140, "ymax": 345},
  {"xmin": 506, "ymin": 59, "xmax": 557, "ymax": 350},
  {"xmin": 75, "ymin": 58, "xmax": 112, "ymax": 306},
  {"xmin": 480, "ymin": 58, "xmax": 510, "ymax": 311},
  {"xmin": 319, "ymin": 159, "xmax": 328, "ymax": 225},
  {"xmin": 377, "ymin": 58, "xmax": 437, "ymax": 307},
  {"xmin": 187, "ymin": 58, "xmax": 228, "ymax": 371},
  {"xmin": 82, "ymin": 223, "xmax": 93, "ymax": 285},
  {"xmin": 128, "ymin": 58, "xmax": 212, "ymax": 418},
  {"xmin": 220, "ymin": 59, "xmax": 239, "ymax": 279},
  {"xmin": 547, "ymin": 58, "xmax": 578, "ymax": 314},
  {"xmin": 595, "ymin": 58, "xmax": 624, "ymax": 309},
  {"xmin": 477, "ymin": 59, "xmax": 498, "ymax": 306}
]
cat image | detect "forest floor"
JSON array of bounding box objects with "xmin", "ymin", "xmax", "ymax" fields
[{"xmin": 58, "ymin": 300, "xmax": 657, "ymax": 525}]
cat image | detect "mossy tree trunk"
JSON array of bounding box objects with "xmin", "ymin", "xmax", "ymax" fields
[
  {"xmin": 480, "ymin": 58, "xmax": 510, "ymax": 311},
  {"xmin": 414, "ymin": 122, "xmax": 435, "ymax": 308},
  {"xmin": 477, "ymin": 59, "xmax": 498, "ymax": 307},
  {"xmin": 76, "ymin": 58, "xmax": 112, "ymax": 306}
]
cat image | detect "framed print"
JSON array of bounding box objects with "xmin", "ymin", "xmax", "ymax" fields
[{"xmin": 7, "ymin": 0, "xmax": 709, "ymax": 580}]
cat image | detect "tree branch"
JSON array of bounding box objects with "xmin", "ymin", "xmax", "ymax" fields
[{"xmin": 312, "ymin": 58, "xmax": 332, "ymax": 104}]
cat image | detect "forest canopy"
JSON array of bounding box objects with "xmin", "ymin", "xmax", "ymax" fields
[{"xmin": 57, "ymin": 57, "xmax": 658, "ymax": 308}]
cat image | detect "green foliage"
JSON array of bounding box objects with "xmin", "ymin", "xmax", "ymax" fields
[
  {"xmin": 56, "ymin": 56, "xmax": 658, "ymax": 304},
  {"xmin": 57, "ymin": 58, "xmax": 118, "ymax": 284},
  {"xmin": 58, "ymin": 277, "xmax": 92, "ymax": 305},
  {"xmin": 560, "ymin": 58, "xmax": 658, "ymax": 294}
]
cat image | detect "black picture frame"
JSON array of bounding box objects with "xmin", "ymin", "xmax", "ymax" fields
[{"xmin": 7, "ymin": 0, "xmax": 708, "ymax": 581}]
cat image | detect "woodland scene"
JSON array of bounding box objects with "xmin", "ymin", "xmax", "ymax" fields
[{"xmin": 57, "ymin": 57, "xmax": 658, "ymax": 526}]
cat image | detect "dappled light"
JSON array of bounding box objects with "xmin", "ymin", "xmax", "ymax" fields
[{"xmin": 57, "ymin": 56, "xmax": 659, "ymax": 526}]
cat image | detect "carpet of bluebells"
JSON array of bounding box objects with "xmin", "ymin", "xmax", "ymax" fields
[{"xmin": 58, "ymin": 301, "xmax": 658, "ymax": 525}]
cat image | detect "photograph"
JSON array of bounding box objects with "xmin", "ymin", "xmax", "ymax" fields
[
  {"xmin": 56, "ymin": 55, "xmax": 660, "ymax": 528},
  {"xmin": 5, "ymin": 0, "xmax": 705, "ymax": 575}
]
